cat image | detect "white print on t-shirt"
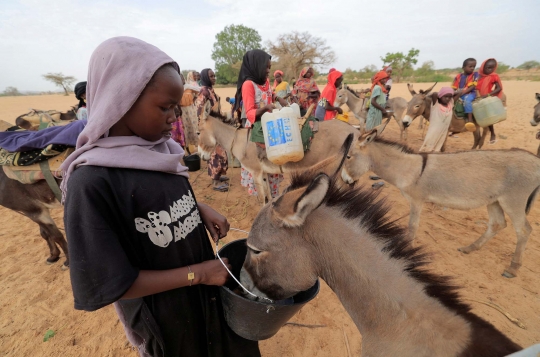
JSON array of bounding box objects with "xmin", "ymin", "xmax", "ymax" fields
[{"xmin": 135, "ymin": 191, "xmax": 201, "ymax": 248}]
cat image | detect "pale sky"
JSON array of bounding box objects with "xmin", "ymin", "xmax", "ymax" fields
[{"xmin": 0, "ymin": 0, "xmax": 538, "ymax": 92}]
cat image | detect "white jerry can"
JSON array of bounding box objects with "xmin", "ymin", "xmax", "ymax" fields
[{"xmin": 261, "ymin": 104, "xmax": 304, "ymax": 165}]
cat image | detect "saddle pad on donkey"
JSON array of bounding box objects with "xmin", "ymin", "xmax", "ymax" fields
[{"xmin": 2, "ymin": 148, "xmax": 74, "ymax": 184}]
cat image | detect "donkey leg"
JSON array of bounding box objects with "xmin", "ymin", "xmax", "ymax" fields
[
  {"xmin": 501, "ymin": 209, "xmax": 532, "ymax": 278},
  {"xmin": 254, "ymin": 172, "xmax": 271, "ymax": 206},
  {"xmin": 30, "ymin": 208, "xmax": 68, "ymax": 266},
  {"xmin": 458, "ymin": 202, "xmax": 506, "ymax": 254},
  {"xmin": 407, "ymin": 200, "xmax": 424, "ymax": 241}
]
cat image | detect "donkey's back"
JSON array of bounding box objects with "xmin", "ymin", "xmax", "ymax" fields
[{"xmin": 418, "ymin": 148, "xmax": 540, "ymax": 210}]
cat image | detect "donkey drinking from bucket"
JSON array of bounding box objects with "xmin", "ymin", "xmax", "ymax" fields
[
  {"xmin": 240, "ymin": 153, "xmax": 521, "ymax": 356},
  {"xmin": 0, "ymin": 168, "xmax": 69, "ymax": 267},
  {"xmin": 197, "ymin": 111, "xmax": 359, "ymax": 204},
  {"xmin": 341, "ymin": 119, "xmax": 540, "ymax": 278}
]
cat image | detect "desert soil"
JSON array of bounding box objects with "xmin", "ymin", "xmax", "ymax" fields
[{"xmin": 0, "ymin": 82, "xmax": 539, "ymax": 356}]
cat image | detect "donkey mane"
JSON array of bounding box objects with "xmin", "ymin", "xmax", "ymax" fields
[
  {"xmin": 209, "ymin": 110, "xmax": 230, "ymax": 122},
  {"xmin": 345, "ymin": 86, "xmax": 360, "ymax": 98},
  {"xmin": 374, "ymin": 137, "xmax": 416, "ymax": 154},
  {"xmin": 288, "ymin": 170, "xmax": 474, "ymax": 319}
]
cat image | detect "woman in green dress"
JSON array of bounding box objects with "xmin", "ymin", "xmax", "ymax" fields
[{"xmin": 366, "ymin": 71, "xmax": 389, "ymax": 131}]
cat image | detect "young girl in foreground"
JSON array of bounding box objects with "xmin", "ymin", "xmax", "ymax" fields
[
  {"xmin": 61, "ymin": 37, "xmax": 260, "ymax": 357},
  {"xmin": 477, "ymin": 58, "xmax": 504, "ymax": 144}
]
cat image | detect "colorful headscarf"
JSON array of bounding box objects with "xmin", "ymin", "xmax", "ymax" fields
[
  {"xmin": 371, "ymin": 71, "xmax": 389, "ymax": 93},
  {"xmin": 185, "ymin": 71, "xmax": 201, "ymax": 91},
  {"xmin": 320, "ymin": 70, "xmax": 343, "ymax": 120},
  {"xmin": 294, "ymin": 67, "xmax": 318, "ymax": 93},
  {"xmin": 273, "ymin": 70, "xmax": 284, "ymax": 89},
  {"xmin": 329, "ymin": 68, "xmax": 336, "ymax": 73},
  {"xmin": 438, "ymin": 87, "xmax": 454, "ymax": 98},
  {"xmin": 60, "ymin": 36, "xmax": 189, "ymax": 200},
  {"xmin": 477, "ymin": 58, "xmax": 503, "ymax": 99}
]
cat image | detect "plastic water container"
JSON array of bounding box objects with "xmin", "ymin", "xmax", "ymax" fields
[
  {"xmin": 261, "ymin": 104, "xmax": 304, "ymax": 165},
  {"xmin": 472, "ymin": 96, "xmax": 507, "ymax": 127}
]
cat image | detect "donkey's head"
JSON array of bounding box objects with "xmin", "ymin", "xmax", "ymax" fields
[
  {"xmin": 335, "ymin": 88, "xmax": 349, "ymax": 107},
  {"xmin": 197, "ymin": 111, "xmax": 228, "ymax": 160},
  {"xmin": 530, "ymin": 93, "xmax": 540, "ymax": 127},
  {"xmin": 341, "ymin": 119, "xmax": 390, "ymax": 184},
  {"xmin": 241, "ymin": 134, "xmax": 354, "ymax": 300},
  {"xmin": 402, "ymin": 83, "xmax": 437, "ymax": 128}
]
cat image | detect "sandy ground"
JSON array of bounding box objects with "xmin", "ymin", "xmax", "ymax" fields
[{"xmin": 0, "ymin": 82, "xmax": 539, "ymax": 356}]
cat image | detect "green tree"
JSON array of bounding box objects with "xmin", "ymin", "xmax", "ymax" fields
[
  {"xmin": 380, "ymin": 48, "xmax": 420, "ymax": 83},
  {"xmin": 42, "ymin": 72, "xmax": 76, "ymax": 95},
  {"xmin": 496, "ymin": 62, "xmax": 511, "ymax": 74},
  {"xmin": 517, "ymin": 60, "xmax": 540, "ymax": 70},
  {"xmin": 211, "ymin": 24, "xmax": 262, "ymax": 84},
  {"xmin": 267, "ymin": 31, "xmax": 336, "ymax": 81},
  {"xmin": 2, "ymin": 86, "xmax": 21, "ymax": 96}
]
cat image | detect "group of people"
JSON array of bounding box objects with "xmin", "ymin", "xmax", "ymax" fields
[
  {"xmin": 60, "ymin": 35, "xmax": 508, "ymax": 357},
  {"xmin": 420, "ymin": 57, "xmax": 504, "ymax": 152}
]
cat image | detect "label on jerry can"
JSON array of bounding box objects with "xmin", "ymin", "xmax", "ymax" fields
[{"xmin": 266, "ymin": 118, "xmax": 293, "ymax": 146}]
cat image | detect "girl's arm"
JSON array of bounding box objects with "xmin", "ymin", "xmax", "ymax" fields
[
  {"xmin": 324, "ymin": 101, "xmax": 343, "ymax": 114},
  {"xmin": 371, "ymin": 95, "xmax": 387, "ymax": 114},
  {"xmin": 274, "ymin": 94, "xmax": 288, "ymax": 107},
  {"xmin": 243, "ymin": 82, "xmax": 273, "ymax": 124},
  {"xmin": 490, "ymin": 81, "xmax": 502, "ymax": 97},
  {"xmin": 121, "ymin": 259, "xmax": 230, "ymax": 299}
]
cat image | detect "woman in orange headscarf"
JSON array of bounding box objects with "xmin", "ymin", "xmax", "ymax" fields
[
  {"xmin": 366, "ymin": 71, "xmax": 389, "ymax": 130},
  {"xmin": 292, "ymin": 67, "xmax": 319, "ymax": 111},
  {"xmin": 477, "ymin": 58, "xmax": 504, "ymax": 144}
]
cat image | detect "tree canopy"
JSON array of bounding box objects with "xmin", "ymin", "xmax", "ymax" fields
[
  {"xmin": 380, "ymin": 48, "xmax": 420, "ymax": 83},
  {"xmin": 2, "ymin": 87, "xmax": 21, "ymax": 96},
  {"xmin": 42, "ymin": 72, "xmax": 76, "ymax": 95},
  {"xmin": 517, "ymin": 60, "xmax": 540, "ymax": 70},
  {"xmin": 267, "ymin": 31, "xmax": 336, "ymax": 81},
  {"xmin": 211, "ymin": 24, "xmax": 262, "ymax": 84}
]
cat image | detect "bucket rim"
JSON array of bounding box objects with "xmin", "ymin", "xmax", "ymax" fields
[{"xmin": 218, "ymin": 238, "xmax": 320, "ymax": 307}]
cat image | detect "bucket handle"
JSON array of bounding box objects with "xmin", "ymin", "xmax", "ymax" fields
[{"xmin": 215, "ymin": 228, "xmax": 274, "ymax": 304}]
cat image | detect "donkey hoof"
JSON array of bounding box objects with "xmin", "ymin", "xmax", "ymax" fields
[
  {"xmin": 457, "ymin": 246, "xmax": 475, "ymax": 254},
  {"xmin": 46, "ymin": 256, "xmax": 60, "ymax": 264},
  {"xmin": 61, "ymin": 264, "xmax": 70, "ymax": 271},
  {"xmin": 502, "ymin": 270, "xmax": 516, "ymax": 278}
]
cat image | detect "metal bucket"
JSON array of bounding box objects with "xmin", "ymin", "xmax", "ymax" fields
[{"xmin": 218, "ymin": 239, "xmax": 320, "ymax": 341}]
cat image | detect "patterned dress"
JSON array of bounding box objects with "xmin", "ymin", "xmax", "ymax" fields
[{"xmin": 195, "ymin": 86, "xmax": 228, "ymax": 181}]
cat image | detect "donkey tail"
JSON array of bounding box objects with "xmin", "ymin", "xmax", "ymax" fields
[{"xmin": 526, "ymin": 185, "xmax": 540, "ymax": 215}]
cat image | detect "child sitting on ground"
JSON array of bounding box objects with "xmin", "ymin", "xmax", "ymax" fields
[
  {"xmin": 477, "ymin": 58, "xmax": 504, "ymax": 144},
  {"xmin": 452, "ymin": 58, "xmax": 479, "ymax": 131}
]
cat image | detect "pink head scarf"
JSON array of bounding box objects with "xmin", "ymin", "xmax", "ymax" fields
[
  {"xmin": 60, "ymin": 36, "xmax": 189, "ymax": 200},
  {"xmin": 438, "ymin": 87, "xmax": 454, "ymax": 98}
]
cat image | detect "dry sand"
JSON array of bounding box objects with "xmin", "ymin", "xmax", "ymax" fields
[{"xmin": 0, "ymin": 82, "xmax": 539, "ymax": 356}]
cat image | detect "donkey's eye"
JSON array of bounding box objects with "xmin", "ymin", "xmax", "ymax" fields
[
  {"xmin": 249, "ymin": 247, "xmax": 262, "ymax": 255},
  {"xmin": 414, "ymin": 105, "xmax": 420, "ymax": 108},
  {"xmin": 346, "ymin": 155, "xmax": 351, "ymax": 159}
]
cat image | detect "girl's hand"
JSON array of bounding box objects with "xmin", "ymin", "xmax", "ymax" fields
[
  {"xmin": 381, "ymin": 109, "xmax": 388, "ymax": 116},
  {"xmin": 265, "ymin": 103, "xmax": 275, "ymax": 112},
  {"xmin": 336, "ymin": 107, "xmax": 344, "ymax": 115},
  {"xmin": 196, "ymin": 259, "xmax": 231, "ymax": 286},
  {"xmin": 198, "ymin": 203, "xmax": 230, "ymax": 242}
]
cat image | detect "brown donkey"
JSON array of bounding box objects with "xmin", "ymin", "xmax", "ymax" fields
[
  {"xmin": 341, "ymin": 120, "xmax": 540, "ymax": 278},
  {"xmin": 0, "ymin": 169, "xmax": 69, "ymax": 267},
  {"xmin": 241, "ymin": 164, "xmax": 521, "ymax": 356}
]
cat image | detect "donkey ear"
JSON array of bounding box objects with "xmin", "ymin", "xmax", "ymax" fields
[
  {"xmin": 420, "ymin": 82, "xmax": 438, "ymax": 96},
  {"xmin": 272, "ymin": 174, "xmax": 330, "ymax": 227},
  {"xmin": 358, "ymin": 118, "xmax": 389, "ymax": 147},
  {"xmin": 407, "ymin": 83, "xmax": 416, "ymax": 96}
]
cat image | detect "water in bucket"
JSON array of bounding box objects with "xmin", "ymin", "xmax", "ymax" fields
[
  {"xmin": 472, "ymin": 96, "xmax": 506, "ymax": 127},
  {"xmin": 261, "ymin": 104, "xmax": 304, "ymax": 165}
]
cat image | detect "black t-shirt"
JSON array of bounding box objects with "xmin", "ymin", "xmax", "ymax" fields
[{"xmin": 64, "ymin": 166, "xmax": 260, "ymax": 357}]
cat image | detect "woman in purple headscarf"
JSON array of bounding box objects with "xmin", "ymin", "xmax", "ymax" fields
[
  {"xmin": 60, "ymin": 36, "xmax": 260, "ymax": 357},
  {"xmin": 419, "ymin": 87, "xmax": 459, "ymax": 152}
]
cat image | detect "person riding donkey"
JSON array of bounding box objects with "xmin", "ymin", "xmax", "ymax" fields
[{"xmin": 452, "ymin": 58, "xmax": 479, "ymax": 132}]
